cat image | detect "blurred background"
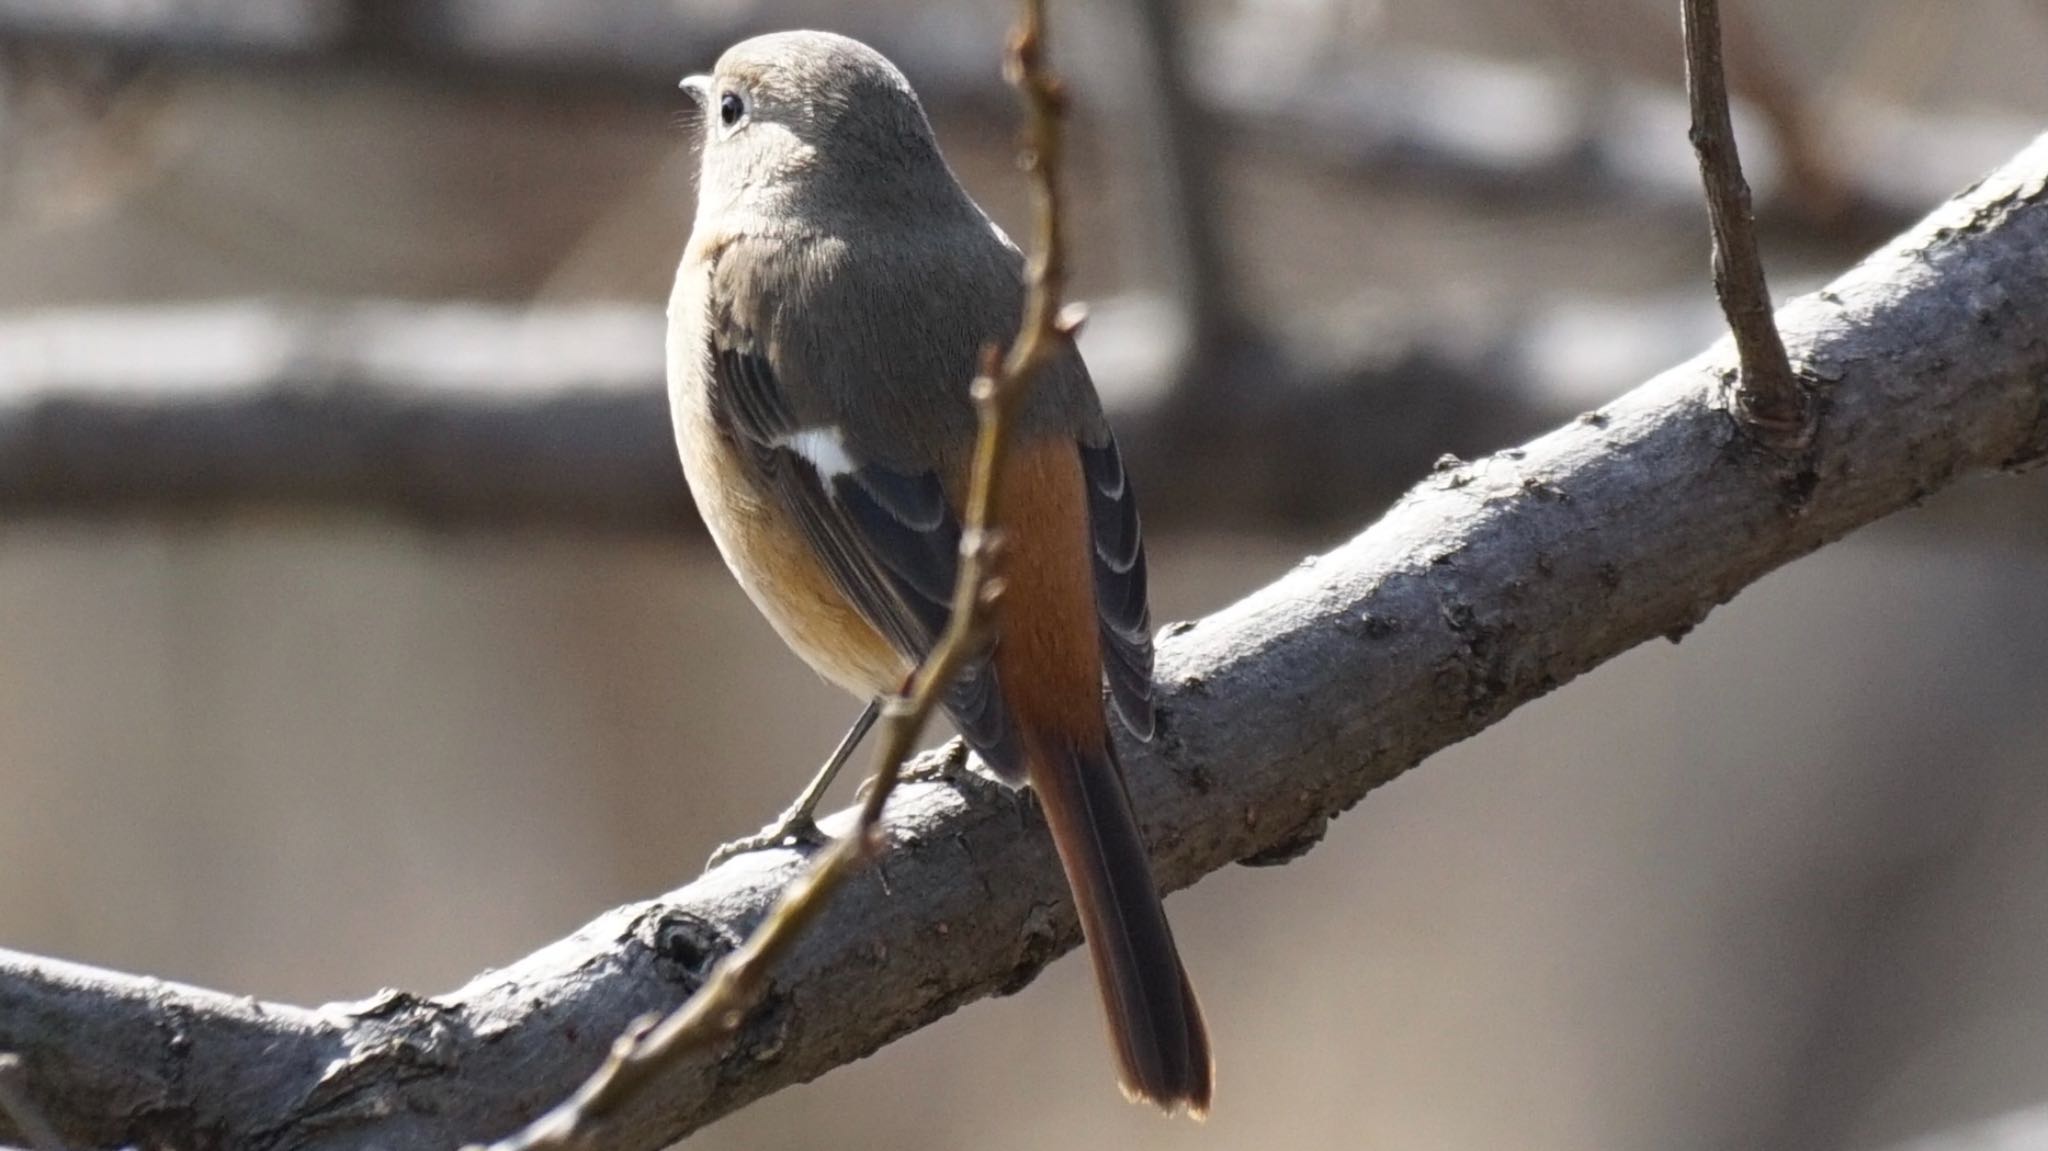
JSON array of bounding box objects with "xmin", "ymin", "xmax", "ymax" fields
[{"xmin": 3, "ymin": 1, "xmax": 2047, "ymax": 1148}]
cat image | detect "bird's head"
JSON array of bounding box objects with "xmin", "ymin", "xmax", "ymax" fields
[{"xmin": 680, "ymin": 30, "xmax": 968, "ymax": 227}]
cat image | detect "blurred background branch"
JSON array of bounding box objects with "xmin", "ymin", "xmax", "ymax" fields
[
  {"xmin": 0, "ymin": 294, "xmax": 1699, "ymax": 531},
  {"xmin": 0, "ymin": 0, "xmax": 2023, "ymax": 226}
]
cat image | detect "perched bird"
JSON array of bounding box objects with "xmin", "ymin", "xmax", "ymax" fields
[{"xmin": 667, "ymin": 29, "xmax": 1212, "ymax": 1116}]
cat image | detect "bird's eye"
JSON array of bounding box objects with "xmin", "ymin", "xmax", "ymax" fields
[{"xmin": 719, "ymin": 91, "xmax": 745, "ymax": 128}]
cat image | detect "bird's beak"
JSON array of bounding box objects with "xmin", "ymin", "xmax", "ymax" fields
[{"xmin": 679, "ymin": 75, "xmax": 712, "ymax": 108}]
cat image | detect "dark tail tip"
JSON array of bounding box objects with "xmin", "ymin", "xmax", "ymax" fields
[
  {"xmin": 1027, "ymin": 733, "xmax": 1214, "ymax": 1117},
  {"xmin": 1116, "ymin": 959, "xmax": 1214, "ymax": 1119}
]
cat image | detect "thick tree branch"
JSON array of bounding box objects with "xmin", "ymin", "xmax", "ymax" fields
[
  {"xmin": 1682, "ymin": 0, "xmax": 1809, "ymax": 449},
  {"xmin": 4, "ymin": 136, "xmax": 2048, "ymax": 1151}
]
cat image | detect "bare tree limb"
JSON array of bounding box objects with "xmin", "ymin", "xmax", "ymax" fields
[
  {"xmin": 3, "ymin": 132, "xmax": 2047, "ymax": 1151},
  {"xmin": 1681, "ymin": 0, "xmax": 1808, "ymax": 449}
]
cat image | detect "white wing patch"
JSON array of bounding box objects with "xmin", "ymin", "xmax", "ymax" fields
[{"xmin": 777, "ymin": 425, "xmax": 857, "ymax": 479}]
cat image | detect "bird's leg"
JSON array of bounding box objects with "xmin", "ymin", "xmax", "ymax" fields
[{"xmin": 705, "ymin": 699, "xmax": 881, "ymax": 870}]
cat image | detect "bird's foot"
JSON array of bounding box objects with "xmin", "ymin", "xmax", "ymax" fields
[
  {"xmin": 857, "ymin": 742, "xmax": 1009, "ymax": 804},
  {"xmin": 854, "ymin": 740, "xmax": 972, "ymax": 803},
  {"xmin": 903, "ymin": 741, "xmax": 976, "ymax": 788},
  {"xmin": 704, "ymin": 811, "xmax": 829, "ymax": 871}
]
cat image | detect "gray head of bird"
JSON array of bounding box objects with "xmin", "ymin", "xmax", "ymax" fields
[{"xmin": 680, "ymin": 30, "xmax": 973, "ymax": 227}]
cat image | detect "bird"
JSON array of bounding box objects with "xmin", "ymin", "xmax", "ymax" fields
[{"xmin": 666, "ymin": 30, "xmax": 1211, "ymax": 1116}]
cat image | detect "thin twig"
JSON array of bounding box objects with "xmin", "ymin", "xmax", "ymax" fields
[
  {"xmin": 0, "ymin": 1055, "xmax": 69, "ymax": 1151},
  {"xmin": 1681, "ymin": 0, "xmax": 1811, "ymax": 450},
  {"xmin": 467, "ymin": 3, "xmax": 1071, "ymax": 1148}
]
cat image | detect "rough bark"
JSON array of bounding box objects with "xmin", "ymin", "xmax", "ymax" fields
[{"xmin": 3, "ymin": 133, "xmax": 2046, "ymax": 1151}]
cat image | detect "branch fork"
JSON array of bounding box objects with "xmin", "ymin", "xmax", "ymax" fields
[{"xmin": 1682, "ymin": 0, "xmax": 1815, "ymax": 454}]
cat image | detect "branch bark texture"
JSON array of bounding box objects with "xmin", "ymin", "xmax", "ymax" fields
[{"xmin": 4, "ymin": 136, "xmax": 2047, "ymax": 1151}]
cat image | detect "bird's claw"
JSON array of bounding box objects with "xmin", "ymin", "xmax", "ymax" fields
[
  {"xmin": 906, "ymin": 741, "xmax": 977, "ymax": 787},
  {"xmin": 854, "ymin": 741, "xmax": 977, "ymax": 804},
  {"xmin": 704, "ymin": 813, "xmax": 829, "ymax": 871}
]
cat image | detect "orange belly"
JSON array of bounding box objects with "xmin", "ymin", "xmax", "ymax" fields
[{"xmin": 675, "ymin": 393, "xmax": 910, "ymax": 699}]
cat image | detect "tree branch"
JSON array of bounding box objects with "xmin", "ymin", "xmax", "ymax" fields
[
  {"xmin": 1682, "ymin": 0, "xmax": 1809, "ymax": 448},
  {"xmin": 4, "ymin": 134, "xmax": 2047, "ymax": 1151}
]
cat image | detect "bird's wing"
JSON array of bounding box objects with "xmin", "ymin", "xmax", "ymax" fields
[
  {"xmin": 707, "ymin": 334, "xmax": 1019, "ymax": 774},
  {"xmin": 1080, "ymin": 433, "xmax": 1156, "ymax": 740}
]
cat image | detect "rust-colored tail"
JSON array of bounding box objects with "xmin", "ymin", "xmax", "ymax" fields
[
  {"xmin": 984, "ymin": 438, "xmax": 1210, "ymax": 1112},
  {"xmin": 1026, "ymin": 730, "xmax": 1212, "ymax": 1117}
]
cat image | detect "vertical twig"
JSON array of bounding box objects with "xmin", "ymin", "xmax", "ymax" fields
[
  {"xmin": 1681, "ymin": 0, "xmax": 1811, "ymax": 451},
  {"xmin": 0, "ymin": 1055, "xmax": 69, "ymax": 1151},
  {"xmin": 467, "ymin": 2, "xmax": 1073, "ymax": 1148},
  {"xmin": 1117, "ymin": 0, "xmax": 1237, "ymax": 364},
  {"xmin": 1719, "ymin": 0, "xmax": 1847, "ymax": 224}
]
